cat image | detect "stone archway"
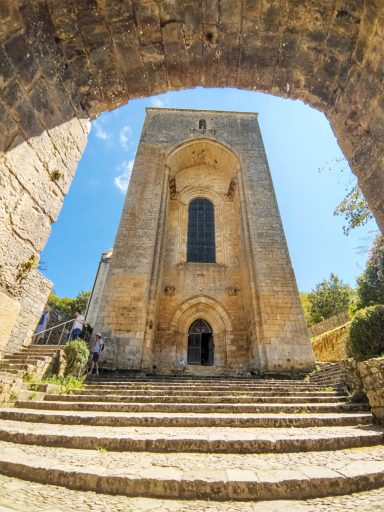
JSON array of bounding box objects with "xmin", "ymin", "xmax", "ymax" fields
[
  {"xmin": 1, "ymin": 1, "xmax": 384, "ymax": 354},
  {"xmin": 159, "ymin": 295, "xmax": 234, "ymax": 373}
]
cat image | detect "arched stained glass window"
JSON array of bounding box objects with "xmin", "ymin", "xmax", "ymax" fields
[{"xmin": 187, "ymin": 198, "xmax": 216, "ymax": 263}]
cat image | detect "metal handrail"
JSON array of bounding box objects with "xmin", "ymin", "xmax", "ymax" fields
[{"xmin": 32, "ymin": 319, "xmax": 75, "ymax": 346}]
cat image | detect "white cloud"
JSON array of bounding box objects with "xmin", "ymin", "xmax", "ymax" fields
[
  {"xmin": 119, "ymin": 125, "xmax": 132, "ymax": 150},
  {"xmin": 151, "ymin": 97, "xmax": 166, "ymax": 108},
  {"xmin": 114, "ymin": 160, "xmax": 134, "ymax": 193},
  {"xmin": 93, "ymin": 119, "xmax": 111, "ymax": 141}
]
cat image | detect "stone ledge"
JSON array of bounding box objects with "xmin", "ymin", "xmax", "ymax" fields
[{"xmin": 0, "ymin": 441, "xmax": 384, "ymax": 500}]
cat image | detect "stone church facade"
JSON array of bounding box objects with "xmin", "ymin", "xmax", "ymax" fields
[{"xmin": 97, "ymin": 108, "xmax": 314, "ymax": 374}]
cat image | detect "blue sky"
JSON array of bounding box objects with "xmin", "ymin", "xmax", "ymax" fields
[{"xmin": 40, "ymin": 87, "xmax": 378, "ymax": 298}]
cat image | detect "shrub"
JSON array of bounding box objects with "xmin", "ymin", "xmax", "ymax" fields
[
  {"xmin": 347, "ymin": 305, "xmax": 384, "ymax": 361},
  {"xmin": 64, "ymin": 338, "xmax": 90, "ymax": 376}
]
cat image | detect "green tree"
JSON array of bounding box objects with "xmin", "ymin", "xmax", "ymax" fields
[
  {"xmin": 334, "ymin": 184, "xmax": 373, "ymax": 236},
  {"xmin": 347, "ymin": 305, "xmax": 384, "ymax": 361},
  {"xmin": 356, "ymin": 235, "xmax": 384, "ymax": 310},
  {"xmin": 318, "ymin": 157, "xmax": 373, "ymax": 235},
  {"xmin": 48, "ymin": 290, "xmax": 91, "ymax": 320},
  {"xmin": 299, "ymin": 292, "xmax": 312, "ymax": 326},
  {"xmin": 307, "ymin": 273, "xmax": 354, "ymax": 325}
]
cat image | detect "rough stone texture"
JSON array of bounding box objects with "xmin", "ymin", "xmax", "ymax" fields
[
  {"xmin": 358, "ymin": 357, "xmax": 384, "ymax": 423},
  {"xmin": 311, "ymin": 323, "xmax": 350, "ymax": 362},
  {"xmin": 85, "ymin": 249, "xmax": 112, "ymax": 327},
  {"xmin": 5, "ymin": 270, "xmax": 52, "ymax": 355},
  {"xmin": 0, "ymin": 113, "xmax": 89, "ymax": 354},
  {"xmin": 97, "ymin": 109, "xmax": 314, "ymax": 373},
  {"xmin": 0, "ymin": 474, "xmax": 384, "ymax": 512},
  {"xmin": 0, "ymin": 372, "xmax": 24, "ymax": 404},
  {"xmin": 309, "ymin": 312, "xmax": 350, "ymax": 338},
  {"xmin": 340, "ymin": 358, "xmax": 366, "ymax": 399},
  {"xmin": 0, "ymin": 292, "xmax": 20, "ymax": 354},
  {"xmin": 1, "ymin": 0, "xmax": 384, "ymax": 358}
]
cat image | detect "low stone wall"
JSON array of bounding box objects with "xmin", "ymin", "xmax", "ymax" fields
[
  {"xmin": 309, "ymin": 311, "xmax": 350, "ymax": 338},
  {"xmin": 0, "ymin": 352, "xmax": 60, "ymax": 405},
  {"xmin": 311, "ymin": 323, "xmax": 350, "ymax": 362},
  {"xmin": 358, "ymin": 357, "xmax": 384, "ymax": 423},
  {"xmin": 0, "ymin": 372, "xmax": 24, "ymax": 404}
]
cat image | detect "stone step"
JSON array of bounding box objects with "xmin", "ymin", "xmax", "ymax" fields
[
  {"xmin": 15, "ymin": 400, "xmax": 369, "ymax": 414},
  {"xmin": 0, "ymin": 363, "xmax": 29, "ymax": 371},
  {"xmin": 310, "ymin": 370, "xmax": 344, "ymax": 377},
  {"xmin": 20, "ymin": 347, "xmax": 62, "ymax": 352},
  {"xmin": 0, "ymin": 408, "xmax": 372, "ymax": 428},
  {"xmin": 0, "ymin": 440, "xmax": 383, "ymax": 500},
  {"xmin": 75, "ymin": 388, "xmax": 345, "ymax": 397},
  {"xmin": 0, "ymin": 357, "xmax": 42, "ymax": 364},
  {"xmin": 82, "ymin": 383, "xmax": 334, "ymax": 392},
  {"xmin": 1, "ymin": 473, "xmax": 384, "ymax": 512},
  {"xmin": 0, "ymin": 420, "xmax": 382, "ymax": 454},
  {"xmin": 85, "ymin": 377, "xmax": 322, "ymax": 384},
  {"xmin": 0, "ymin": 368, "xmax": 23, "ymax": 376},
  {"xmin": 47, "ymin": 393, "xmax": 346, "ymax": 404}
]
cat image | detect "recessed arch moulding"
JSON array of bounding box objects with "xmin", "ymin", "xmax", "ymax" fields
[{"xmin": 0, "ymin": 1, "xmax": 383, "ymax": 355}]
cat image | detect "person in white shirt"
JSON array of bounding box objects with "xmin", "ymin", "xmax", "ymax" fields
[
  {"xmin": 70, "ymin": 310, "xmax": 85, "ymax": 340},
  {"xmin": 88, "ymin": 333, "xmax": 104, "ymax": 376}
]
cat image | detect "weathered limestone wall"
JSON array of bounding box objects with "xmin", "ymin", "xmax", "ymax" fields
[
  {"xmin": 0, "ymin": 2, "xmax": 90, "ymax": 353},
  {"xmin": 358, "ymin": 358, "xmax": 384, "ymax": 423},
  {"xmin": 311, "ymin": 323, "xmax": 350, "ymax": 362},
  {"xmin": 0, "ymin": 119, "xmax": 89, "ymax": 354},
  {"xmin": 6, "ymin": 270, "xmax": 52, "ymax": 355},
  {"xmin": 98, "ymin": 108, "xmax": 314, "ymax": 372},
  {"xmin": 85, "ymin": 249, "xmax": 113, "ymax": 328}
]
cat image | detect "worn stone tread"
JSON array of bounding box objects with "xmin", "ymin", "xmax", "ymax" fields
[
  {"xmin": 74, "ymin": 388, "xmax": 345, "ymax": 396},
  {"xmin": 0, "ymin": 408, "xmax": 372, "ymax": 428},
  {"xmin": 44, "ymin": 393, "xmax": 345, "ymax": 404},
  {"xmin": 0, "ymin": 441, "xmax": 384, "ymax": 500},
  {"xmin": 15, "ymin": 400, "xmax": 368, "ymax": 414},
  {"xmin": 0, "ymin": 474, "xmax": 383, "ymax": 512},
  {"xmin": 0, "ymin": 421, "xmax": 382, "ymax": 453}
]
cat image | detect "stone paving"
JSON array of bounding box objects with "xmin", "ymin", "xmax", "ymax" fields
[
  {"xmin": 0, "ymin": 376, "xmax": 382, "ymax": 505},
  {"xmin": 0, "ymin": 474, "xmax": 383, "ymax": 512},
  {"xmin": 0, "ymin": 420, "xmax": 382, "ymax": 453},
  {"xmin": 1, "ymin": 440, "xmax": 384, "ymax": 500}
]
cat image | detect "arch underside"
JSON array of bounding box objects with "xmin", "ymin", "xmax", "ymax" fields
[{"xmin": 0, "ymin": 1, "xmax": 383, "ymax": 355}]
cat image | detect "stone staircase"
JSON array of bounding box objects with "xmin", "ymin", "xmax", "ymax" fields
[
  {"xmin": 0, "ymin": 345, "xmax": 63, "ymax": 376},
  {"xmin": 0, "ymin": 374, "xmax": 383, "ymax": 508},
  {"xmin": 0, "ymin": 345, "xmax": 64, "ymax": 405},
  {"xmin": 308, "ymin": 362, "xmax": 346, "ymax": 389}
]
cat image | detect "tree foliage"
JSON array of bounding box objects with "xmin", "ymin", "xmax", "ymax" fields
[
  {"xmin": 299, "ymin": 292, "xmax": 312, "ymax": 326},
  {"xmin": 334, "ymin": 184, "xmax": 373, "ymax": 236},
  {"xmin": 48, "ymin": 290, "xmax": 91, "ymax": 320},
  {"xmin": 347, "ymin": 305, "xmax": 384, "ymax": 361},
  {"xmin": 307, "ymin": 273, "xmax": 354, "ymax": 326},
  {"xmin": 356, "ymin": 235, "xmax": 384, "ymax": 310}
]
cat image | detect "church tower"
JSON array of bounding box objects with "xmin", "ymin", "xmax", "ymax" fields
[{"xmin": 97, "ymin": 108, "xmax": 315, "ymax": 374}]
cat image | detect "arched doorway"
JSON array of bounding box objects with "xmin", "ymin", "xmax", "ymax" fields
[{"xmin": 187, "ymin": 319, "xmax": 214, "ymax": 366}]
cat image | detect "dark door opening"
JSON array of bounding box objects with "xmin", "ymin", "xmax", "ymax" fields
[{"xmin": 187, "ymin": 319, "xmax": 214, "ymax": 366}]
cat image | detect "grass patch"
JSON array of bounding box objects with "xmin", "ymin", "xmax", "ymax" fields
[{"xmin": 24, "ymin": 374, "xmax": 86, "ymax": 394}]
